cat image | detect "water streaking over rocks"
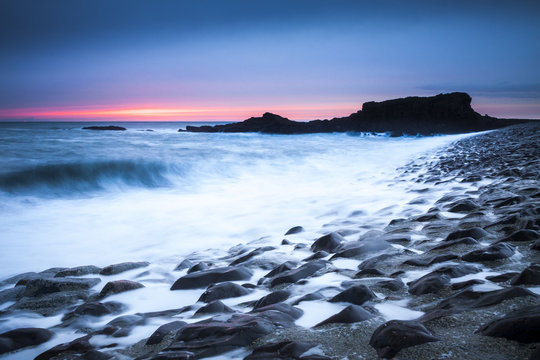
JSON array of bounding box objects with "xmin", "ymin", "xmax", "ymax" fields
[{"xmin": 0, "ymin": 122, "xmax": 538, "ymax": 359}]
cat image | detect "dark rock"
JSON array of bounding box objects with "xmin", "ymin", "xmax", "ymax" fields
[
  {"xmin": 486, "ymin": 272, "xmax": 520, "ymax": 282},
  {"xmin": 253, "ymin": 290, "xmax": 290, "ymax": 310},
  {"xmin": 251, "ymin": 302, "xmax": 304, "ymax": 319},
  {"xmin": 329, "ymin": 285, "xmax": 375, "ymax": 305},
  {"xmin": 194, "ymin": 300, "xmax": 235, "ymax": 316},
  {"xmin": 174, "ymin": 259, "xmax": 193, "ymax": 271},
  {"xmin": 501, "ymin": 229, "xmax": 539, "ymax": 242},
  {"xmin": 183, "ymin": 93, "xmax": 522, "ymax": 136},
  {"xmin": 445, "ymin": 227, "xmax": 489, "ymax": 241},
  {"xmin": 98, "ymin": 280, "xmax": 144, "ymax": 298},
  {"xmin": 331, "ymin": 239, "xmax": 391, "ymax": 260},
  {"xmin": 171, "ymin": 266, "xmax": 252, "ymax": 290},
  {"xmin": 292, "ymin": 292, "xmax": 325, "ymax": 305},
  {"xmin": 408, "ymin": 273, "xmax": 450, "ymax": 295},
  {"xmin": 245, "ymin": 341, "xmax": 328, "ymax": 360},
  {"xmin": 187, "ymin": 262, "xmax": 209, "ymax": 274},
  {"xmin": 448, "ymin": 199, "xmax": 480, "ymax": 212},
  {"xmin": 0, "ymin": 286, "xmax": 24, "ymax": 304},
  {"xmin": 402, "ymin": 253, "xmax": 459, "ymax": 266},
  {"xmin": 430, "ymin": 237, "xmax": 479, "ymax": 251},
  {"xmin": 451, "ymin": 279, "xmax": 484, "ymax": 290},
  {"xmin": 511, "ymin": 264, "xmax": 540, "ymax": 285},
  {"xmin": 532, "ymin": 240, "xmax": 540, "ymax": 250},
  {"xmin": 198, "ymin": 282, "xmax": 250, "ymax": 302},
  {"xmin": 99, "ymin": 261, "xmax": 149, "ymax": 275},
  {"xmin": 281, "ymin": 239, "xmax": 292, "ymax": 245},
  {"xmin": 374, "ymin": 279, "xmax": 405, "ymax": 292},
  {"xmin": 478, "ymin": 305, "xmax": 540, "ymax": 343},
  {"xmin": 22, "ymin": 277, "xmax": 101, "ymax": 297},
  {"xmin": 354, "ymin": 268, "xmax": 385, "ymax": 278},
  {"xmin": 35, "ymin": 335, "xmax": 93, "ymax": 360},
  {"xmin": 462, "ymin": 243, "xmax": 515, "ymax": 262},
  {"xmin": 146, "ymin": 321, "xmax": 187, "ymax": 345},
  {"xmin": 311, "ymin": 232, "xmax": 344, "ymax": 253},
  {"xmin": 230, "ymin": 246, "xmax": 276, "ymax": 266},
  {"xmin": 435, "ymin": 287, "xmax": 537, "ymax": 312},
  {"xmin": 369, "ymin": 320, "xmax": 440, "ymax": 358},
  {"xmin": 54, "ymin": 265, "xmax": 102, "ymax": 277},
  {"xmin": 315, "ymin": 305, "xmax": 374, "ymax": 327},
  {"xmin": 264, "ymin": 261, "xmax": 297, "ymax": 278},
  {"xmin": 10, "ymin": 290, "xmax": 90, "ymax": 316},
  {"xmin": 303, "ymin": 251, "xmax": 329, "ymax": 261},
  {"xmin": 285, "ymin": 226, "xmax": 304, "ymax": 235},
  {"xmin": 270, "ymin": 260, "xmax": 327, "ymax": 287},
  {"xmin": 62, "ymin": 301, "xmax": 124, "ymax": 321},
  {"xmin": 0, "ymin": 328, "xmax": 54, "ymax": 355},
  {"xmin": 430, "ymin": 264, "xmax": 481, "ymax": 278},
  {"xmin": 82, "ymin": 126, "xmax": 126, "ymax": 131}
]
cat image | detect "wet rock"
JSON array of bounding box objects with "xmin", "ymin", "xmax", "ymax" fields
[
  {"xmin": 62, "ymin": 301, "xmax": 124, "ymax": 321},
  {"xmin": 358, "ymin": 254, "xmax": 394, "ymax": 270},
  {"xmin": 165, "ymin": 309, "xmax": 297, "ymax": 358},
  {"xmin": 270, "ymin": 260, "xmax": 327, "ymax": 287},
  {"xmin": 0, "ymin": 286, "xmax": 24, "ymax": 305},
  {"xmin": 430, "ymin": 263, "xmax": 481, "ymax": 278},
  {"xmin": 435, "ymin": 287, "xmax": 537, "ymax": 312},
  {"xmin": 99, "ymin": 261, "xmax": 149, "ymax": 275},
  {"xmin": 10, "ymin": 291, "xmax": 90, "ymax": 316},
  {"xmin": 253, "ymin": 290, "xmax": 290, "ymax": 310},
  {"xmin": 354, "ymin": 268, "xmax": 386, "ymax": 278},
  {"xmin": 369, "ymin": 320, "xmax": 440, "ymax": 359},
  {"xmin": 413, "ymin": 213, "xmax": 444, "ymax": 222},
  {"xmin": 451, "ymin": 279, "xmax": 484, "ymax": 290},
  {"xmin": 99, "ymin": 280, "xmax": 144, "ymax": 298},
  {"xmin": 35, "ymin": 335, "xmax": 94, "ymax": 360},
  {"xmin": 331, "ymin": 239, "xmax": 391, "ymax": 260},
  {"xmin": 21, "ymin": 277, "xmax": 100, "ymax": 297},
  {"xmin": 281, "ymin": 239, "xmax": 292, "ymax": 245},
  {"xmin": 174, "ymin": 259, "xmax": 193, "ymax": 271},
  {"xmin": 264, "ymin": 261, "xmax": 297, "ymax": 278},
  {"xmin": 0, "ymin": 328, "xmax": 54, "ymax": 355},
  {"xmin": 486, "ymin": 272, "xmax": 520, "ymax": 282},
  {"xmin": 194, "ymin": 300, "xmax": 235, "ymax": 316},
  {"xmin": 146, "ymin": 321, "xmax": 187, "ymax": 345},
  {"xmin": 532, "ymin": 240, "xmax": 540, "ymax": 250},
  {"xmin": 245, "ymin": 341, "xmax": 328, "ymax": 360},
  {"xmin": 83, "ymin": 125, "xmax": 126, "ymax": 131},
  {"xmin": 501, "ymin": 229, "xmax": 539, "ymax": 242},
  {"xmin": 445, "ymin": 227, "xmax": 489, "ymax": 241},
  {"xmin": 101, "ymin": 314, "xmax": 147, "ymax": 337},
  {"xmin": 462, "ymin": 243, "xmax": 515, "ymax": 262},
  {"xmin": 329, "ymin": 285, "xmax": 375, "ymax": 305},
  {"xmin": 292, "ymin": 292, "xmax": 325, "ymax": 305},
  {"xmin": 448, "ymin": 199, "xmax": 480, "ymax": 212},
  {"xmin": 285, "ymin": 226, "xmax": 304, "ymax": 235},
  {"xmin": 171, "ymin": 266, "xmax": 252, "ymax": 290},
  {"xmin": 314, "ymin": 304, "xmax": 375, "ymax": 327},
  {"xmin": 429, "ymin": 237, "xmax": 479, "ymax": 251},
  {"xmin": 303, "ymin": 251, "xmax": 329, "ymax": 261},
  {"xmin": 187, "ymin": 262, "xmax": 209, "ymax": 274},
  {"xmin": 54, "ymin": 265, "xmax": 102, "ymax": 277},
  {"xmin": 511, "ymin": 264, "xmax": 540, "ymax": 285},
  {"xmin": 311, "ymin": 232, "xmax": 344, "ymax": 253},
  {"xmin": 408, "ymin": 273, "xmax": 450, "ymax": 295},
  {"xmin": 402, "ymin": 253, "xmax": 459, "ymax": 266},
  {"xmin": 478, "ymin": 304, "xmax": 540, "ymax": 343},
  {"xmin": 374, "ymin": 279, "xmax": 405, "ymax": 292},
  {"xmin": 198, "ymin": 282, "xmax": 250, "ymax": 302},
  {"xmin": 230, "ymin": 246, "xmax": 276, "ymax": 266},
  {"xmin": 251, "ymin": 303, "xmax": 304, "ymax": 319}
]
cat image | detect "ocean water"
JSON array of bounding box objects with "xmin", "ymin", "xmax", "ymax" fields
[{"xmin": 0, "ymin": 121, "xmax": 474, "ymax": 279}]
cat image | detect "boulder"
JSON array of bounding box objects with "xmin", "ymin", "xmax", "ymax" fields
[
  {"xmin": 445, "ymin": 227, "xmax": 489, "ymax": 241},
  {"xmin": 270, "ymin": 260, "xmax": 327, "ymax": 287},
  {"xmin": 171, "ymin": 266, "xmax": 252, "ymax": 290},
  {"xmin": 478, "ymin": 305, "xmax": 540, "ymax": 343},
  {"xmin": 146, "ymin": 321, "xmax": 187, "ymax": 345},
  {"xmin": 0, "ymin": 328, "xmax": 54, "ymax": 355},
  {"xmin": 54, "ymin": 265, "xmax": 102, "ymax": 277},
  {"xmin": 198, "ymin": 282, "xmax": 250, "ymax": 303},
  {"xmin": 99, "ymin": 261, "xmax": 149, "ymax": 275},
  {"xmin": 99, "ymin": 280, "xmax": 144, "ymax": 298},
  {"xmin": 193, "ymin": 300, "xmax": 235, "ymax": 317},
  {"xmin": 285, "ymin": 226, "xmax": 304, "ymax": 235},
  {"xmin": 311, "ymin": 232, "xmax": 344, "ymax": 253},
  {"xmin": 245, "ymin": 341, "xmax": 329, "ymax": 360},
  {"xmin": 462, "ymin": 243, "xmax": 515, "ymax": 262},
  {"xmin": 329, "ymin": 285, "xmax": 375, "ymax": 305},
  {"xmin": 314, "ymin": 305, "xmax": 374, "ymax": 327},
  {"xmin": 21, "ymin": 277, "xmax": 101, "ymax": 297},
  {"xmin": 511, "ymin": 264, "xmax": 540, "ymax": 285},
  {"xmin": 252, "ymin": 290, "xmax": 290, "ymax": 310}
]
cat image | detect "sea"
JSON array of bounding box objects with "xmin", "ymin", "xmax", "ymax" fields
[{"xmin": 0, "ymin": 121, "xmax": 476, "ymax": 280}]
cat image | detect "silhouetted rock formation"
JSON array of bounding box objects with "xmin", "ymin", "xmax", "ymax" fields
[
  {"xmin": 181, "ymin": 92, "xmax": 529, "ymax": 135},
  {"xmin": 82, "ymin": 126, "xmax": 126, "ymax": 131}
]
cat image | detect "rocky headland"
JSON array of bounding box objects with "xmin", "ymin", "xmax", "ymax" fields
[
  {"xmin": 181, "ymin": 92, "xmax": 530, "ymax": 136},
  {"xmin": 0, "ymin": 122, "xmax": 539, "ymax": 359}
]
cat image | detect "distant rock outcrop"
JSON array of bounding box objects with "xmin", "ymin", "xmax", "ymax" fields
[
  {"xmin": 181, "ymin": 92, "xmax": 529, "ymax": 135},
  {"xmin": 82, "ymin": 126, "xmax": 126, "ymax": 131}
]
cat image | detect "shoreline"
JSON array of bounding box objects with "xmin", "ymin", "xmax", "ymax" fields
[{"xmin": 0, "ymin": 123, "xmax": 539, "ymax": 359}]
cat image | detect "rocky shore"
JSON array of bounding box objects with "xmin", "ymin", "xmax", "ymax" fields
[{"xmin": 1, "ymin": 123, "xmax": 539, "ymax": 359}]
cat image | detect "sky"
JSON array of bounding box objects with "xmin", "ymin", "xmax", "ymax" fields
[{"xmin": 0, "ymin": 0, "xmax": 539, "ymax": 121}]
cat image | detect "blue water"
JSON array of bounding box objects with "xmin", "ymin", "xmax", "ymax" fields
[{"xmin": 0, "ymin": 122, "xmax": 473, "ymax": 279}]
